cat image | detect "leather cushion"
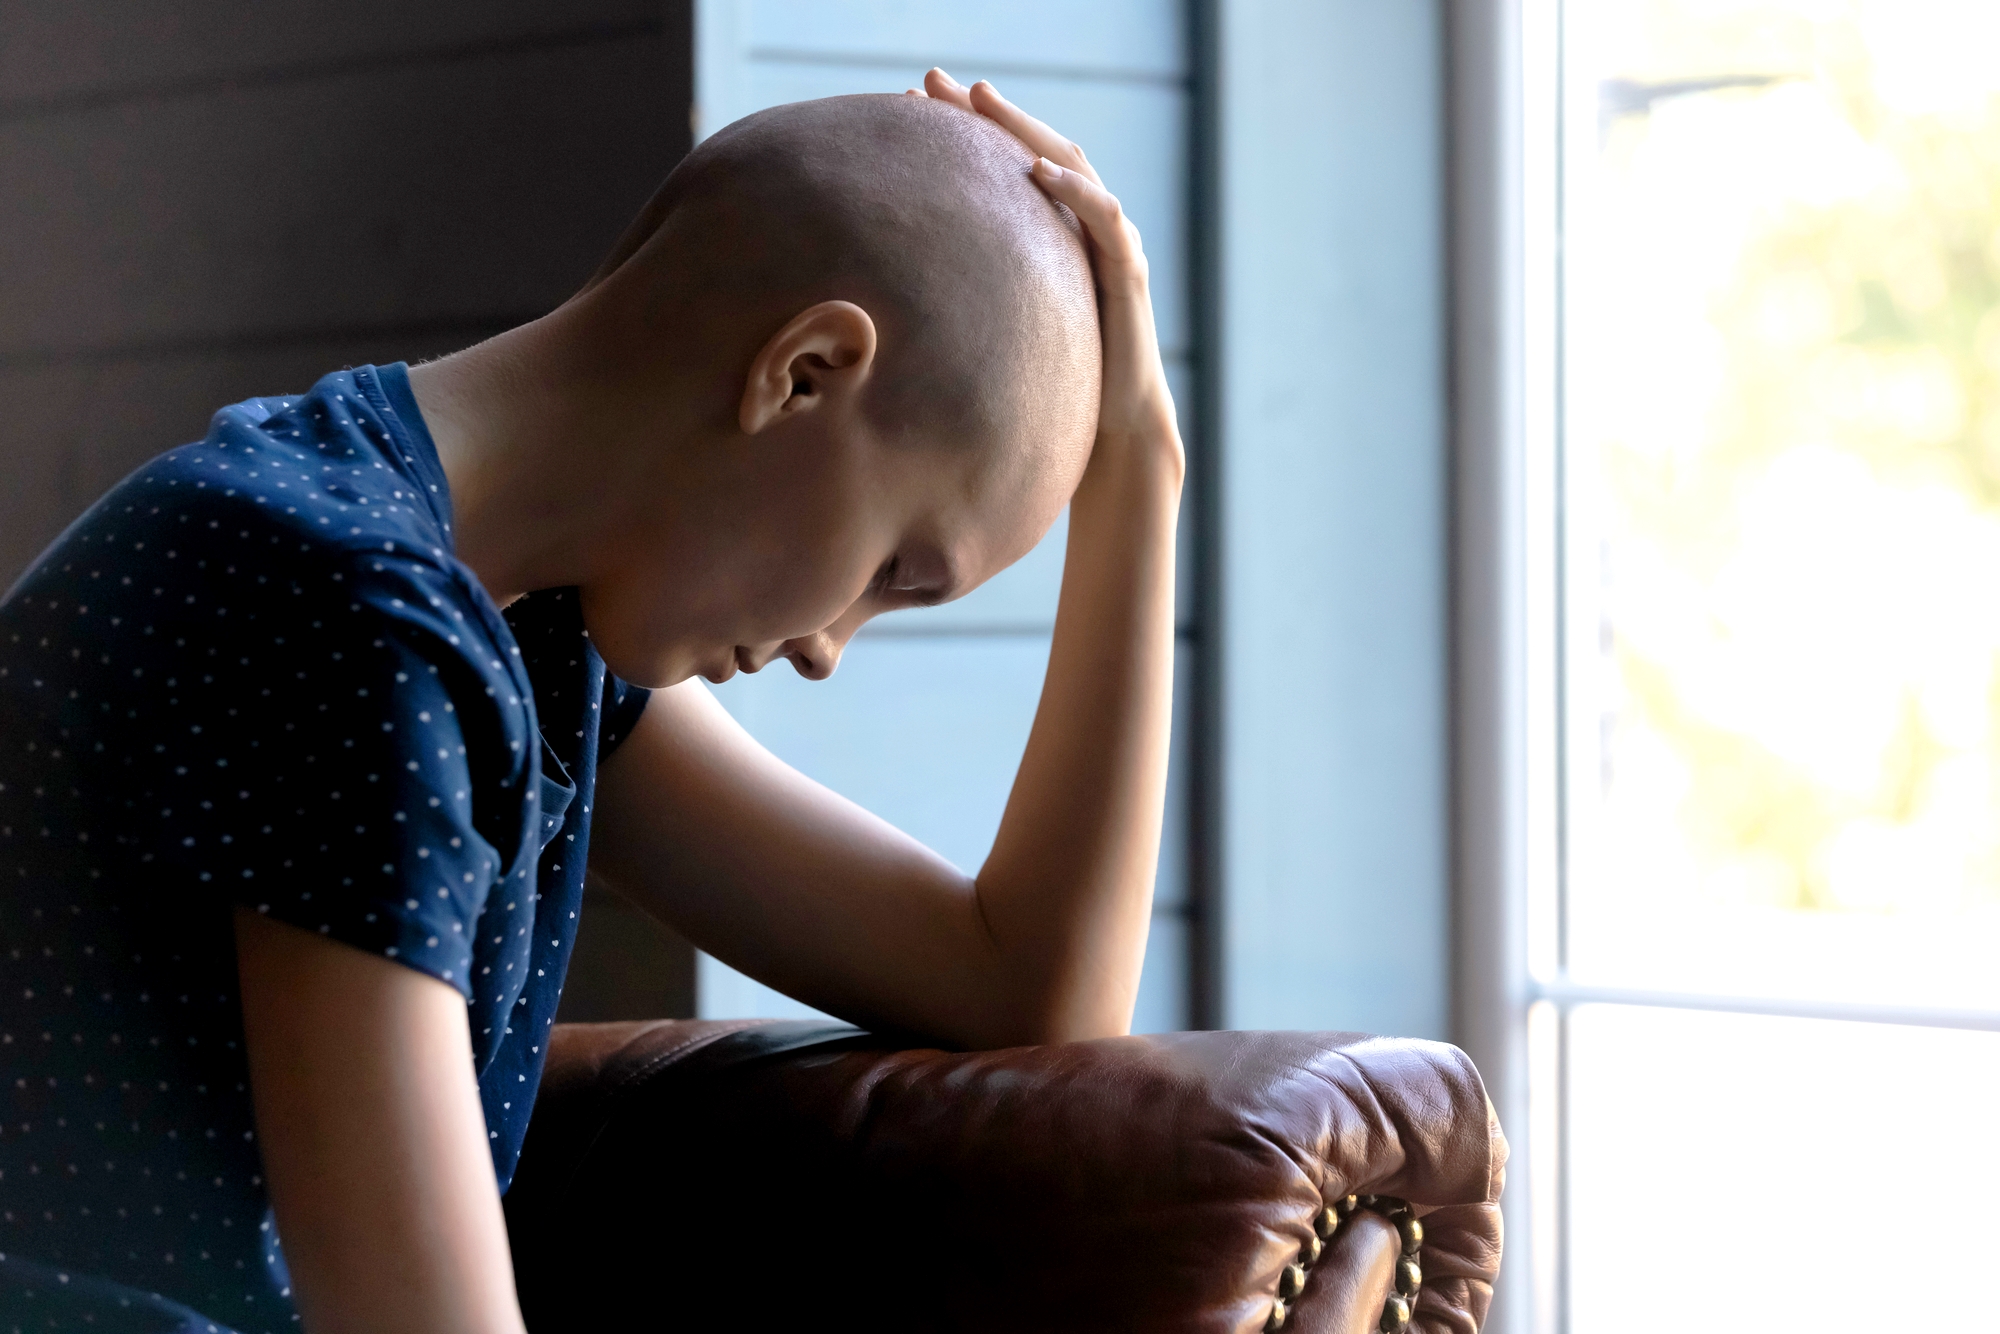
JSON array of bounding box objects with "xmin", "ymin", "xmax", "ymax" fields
[{"xmin": 505, "ymin": 1021, "xmax": 1505, "ymax": 1333}]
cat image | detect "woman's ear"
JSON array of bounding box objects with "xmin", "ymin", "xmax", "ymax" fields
[{"xmin": 738, "ymin": 300, "xmax": 878, "ymax": 435}]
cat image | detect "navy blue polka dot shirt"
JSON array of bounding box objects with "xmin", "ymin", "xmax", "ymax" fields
[{"xmin": 0, "ymin": 364, "xmax": 650, "ymax": 1330}]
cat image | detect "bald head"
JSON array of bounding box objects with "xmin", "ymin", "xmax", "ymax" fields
[{"xmin": 591, "ymin": 94, "xmax": 1100, "ymax": 456}]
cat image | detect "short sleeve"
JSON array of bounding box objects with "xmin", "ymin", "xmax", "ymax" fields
[
  {"xmin": 598, "ymin": 670, "xmax": 651, "ymax": 759},
  {"xmin": 135, "ymin": 552, "xmax": 533, "ymax": 995}
]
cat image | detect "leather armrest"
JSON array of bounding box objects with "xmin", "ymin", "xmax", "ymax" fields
[{"xmin": 506, "ymin": 1021, "xmax": 1505, "ymax": 1333}]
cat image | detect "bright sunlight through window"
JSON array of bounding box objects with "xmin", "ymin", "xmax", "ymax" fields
[{"xmin": 1544, "ymin": 2, "xmax": 2000, "ymax": 1329}]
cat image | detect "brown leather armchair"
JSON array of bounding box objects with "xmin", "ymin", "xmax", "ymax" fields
[{"xmin": 504, "ymin": 1021, "xmax": 1505, "ymax": 1333}]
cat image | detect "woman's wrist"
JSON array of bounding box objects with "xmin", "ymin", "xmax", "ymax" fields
[
  {"xmin": 1087, "ymin": 420, "xmax": 1186, "ymax": 494},
  {"xmin": 1070, "ymin": 429, "xmax": 1184, "ymax": 540}
]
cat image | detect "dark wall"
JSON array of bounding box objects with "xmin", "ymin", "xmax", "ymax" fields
[{"xmin": 0, "ymin": 0, "xmax": 697, "ymax": 1020}]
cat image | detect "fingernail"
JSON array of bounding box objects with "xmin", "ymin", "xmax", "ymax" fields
[
  {"xmin": 1037, "ymin": 157, "xmax": 1063, "ymax": 180},
  {"xmin": 976, "ymin": 79, "xmax": 1001, "ymax": 97},
  {"xmin": 934, "ymin": 67, "xmax": 962, "ymax": 88}
]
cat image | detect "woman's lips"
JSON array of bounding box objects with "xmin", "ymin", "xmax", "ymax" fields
[
  {"xmin": 700, "ymin": 647, "xmax": 766, "ymax": 684},
  {"xmin": 700, "ymin": 649, "xmax": 740, "ymax": 685}
]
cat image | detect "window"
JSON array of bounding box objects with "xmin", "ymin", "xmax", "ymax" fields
[{"xmin": 1527, "ymin": 2, "xmax": 2000, "ymax": 1329}]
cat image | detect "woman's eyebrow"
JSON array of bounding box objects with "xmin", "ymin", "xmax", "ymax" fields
[{"xmin": 904, "ymin": 557, "xmax": 963, "ymax": 603}]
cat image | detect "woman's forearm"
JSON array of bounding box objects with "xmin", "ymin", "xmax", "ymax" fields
[{"xmin": 976, "ymin": 429, "xmax": 1183, "ymax": 1042}]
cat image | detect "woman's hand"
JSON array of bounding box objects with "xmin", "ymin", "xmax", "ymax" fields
[{"xmin": 915, "ymin": 69, "xmax": 1184, "ymax": 479}]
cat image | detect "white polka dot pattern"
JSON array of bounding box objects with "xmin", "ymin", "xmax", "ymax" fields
[{"xmin": 0, "ymin": 365, "xmax": 650, "ymax": 1330}]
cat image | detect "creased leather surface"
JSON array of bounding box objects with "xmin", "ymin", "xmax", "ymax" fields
[{"xmin": 505, "ymin": 1022, "xmax": 1505, "ymax": 1334}]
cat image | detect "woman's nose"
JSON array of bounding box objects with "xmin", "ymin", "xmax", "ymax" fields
[{"xmin": 784, "ymin": 630, "xmax": 844, "ymax": 680}]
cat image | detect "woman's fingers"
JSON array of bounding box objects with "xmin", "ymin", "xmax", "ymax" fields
[
  {"xmin": 920, "ymin": 70, "xmax": 1105, "ymax": 190},
  {"xmin": 918, "ymin": 68, "xmax": 1141, "ymax": 282},
  {"xmin": 922, "ymin": 68, "xmax": 976, "ymax": 112},
  {"xmin": 969, "ymin": 81, "xmax": 1104, "ymax": 187},
  {"xmin": 1031, "ymin": 158, "xmax": 1140, "ymax": 273}
]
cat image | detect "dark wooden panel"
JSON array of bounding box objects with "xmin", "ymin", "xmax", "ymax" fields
[
  {"xmin": 2, "ymin": 1, "xmax": 702, "ymax": 1023},
  {"xmin": 0, "ymin": 0, "xmax": 667, "ymax": 110},
  {"xmin": 558, "ymin": 880, "xmax": 697, "ymax": 1022},
  {"xmin": 0, "ymin": 361, "xmax": 86, "ymax": 593},
  {"xmin": 0, "ymin": 33, "xmax": 689, "ymax": 359},
  {"xmin": 0, "ymin": 324, "xmax": 507, "ymax": 586}
]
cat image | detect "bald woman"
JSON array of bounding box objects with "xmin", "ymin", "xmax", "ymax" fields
[{"xmin": 0, "ymin": 73, "xmax": 1180, "ymax": 1333}]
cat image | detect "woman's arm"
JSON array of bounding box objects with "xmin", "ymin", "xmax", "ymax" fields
[
  {"xmin": 589, "ymin": 76, "xmax": 1182, "ymax": 1048},
  {"xmin": 950, "ymin": 75, "xmax": 1185, "ymax": 1039},
  {"xmin": 235, "ymin": 907, "xmax": 526, "ymax": 1334}
]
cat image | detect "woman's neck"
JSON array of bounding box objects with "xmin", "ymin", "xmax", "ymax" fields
[{"xmin": 408, "ymin": 315, "xmax": 611, "ymax": 608}]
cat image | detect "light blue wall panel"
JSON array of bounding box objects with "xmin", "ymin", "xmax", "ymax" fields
[
  {"xmin": 741, "ymin": 0, "xmax": 1185, "ymax": 78},
  {"xmin": 1215, "ymin": 1, "xmax": 1449, "ymax": 1038},
  {"xmin": 710, "ymin": 637, "xmax": 1194, "ymax": 903},
  {"xmin": 874, "ymin": 507, "xmax": 1069, "ymax": 634},
  {"xmin": 1131, "ymin": 912, "xmax": 1190, "ymax": 1033},
  {"xmin": 869, "ymin": 356, "xmax": 1196, "ymax": 635},
  {"xmin": 734, "ymin": 63, "xmax": 1189, "ymax": 357},
  {"xmin": 698, "ymin": 634, "xmax": 1053, "ymax": 1022},
  {"xmin": 713, "ymin": 636, "xmax": 1049, "ymax": 874},
  {"xmin": 703, "ymin": 637, "xmax": 1196, "ymax": 1014},
  {"xmin": 693, "ymin": 0, "xmax": 1196, "ymax": 1030}
]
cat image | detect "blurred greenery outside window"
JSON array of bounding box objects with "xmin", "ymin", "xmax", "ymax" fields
[
  {"xmin": 1562, "ymin": 0, "xmax": 2000, "ymax": 1007},
  {"xmin": 1548, "ymin": 8, "xmax": 2000, "ymax": 1331}
]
